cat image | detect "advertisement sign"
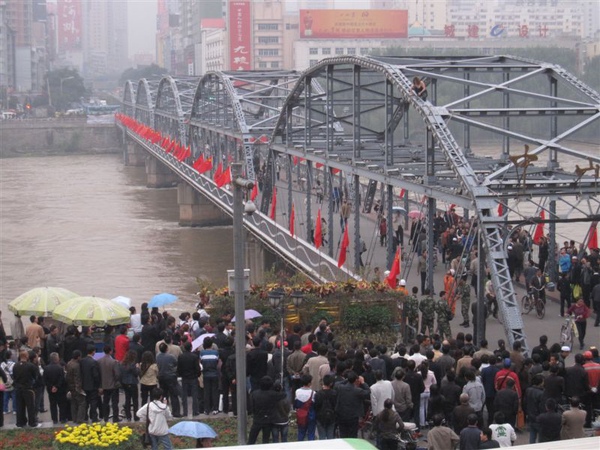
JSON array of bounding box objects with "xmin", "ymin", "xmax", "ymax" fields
[
  {"xmin": 57, "ymin": 0, "xmax": 81, "ymax": 51},
  {"xmin": 229, "ymin": 1, "xmax": 252, "ymax": 71},
  {"xmin": 300, "ymin": 9, "xmax": 408, "ymax": 39}
]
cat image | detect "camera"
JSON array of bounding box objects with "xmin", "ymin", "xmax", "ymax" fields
[{"xmin": 244, "ymin": 200, "xmax": 257, "ymax": 216}]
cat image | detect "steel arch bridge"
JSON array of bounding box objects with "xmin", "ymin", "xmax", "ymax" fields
[{"xmin": 121, "ymin": 55, "xmax": 599, "ymax": 352}]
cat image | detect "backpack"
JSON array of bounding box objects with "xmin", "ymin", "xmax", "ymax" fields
[
  {"xmin": 296, "ymin": 395, "xmax": 313, "ymax": 428},
  {"xmin": 1, "ymin": 360, "xmax": 14, "ymax": 389},
  {"xmin": 316, "ymin": 391, "xmax": 336, "ymax": 426}
]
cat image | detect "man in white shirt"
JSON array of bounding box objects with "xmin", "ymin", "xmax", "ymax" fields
[
  {"xmin": 370, "ymin": 370, "xmax": 395, "ymax": 416},
  {"xmin": 489, "ymin": 411, "xmax": 517, "ymax": 447}
]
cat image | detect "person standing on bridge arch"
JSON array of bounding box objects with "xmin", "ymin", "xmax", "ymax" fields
[{"xmin": 412, "ymin": 77, "xmax": 427, "ymax": 101}]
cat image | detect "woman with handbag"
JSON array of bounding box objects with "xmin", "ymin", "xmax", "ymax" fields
[{"xmin": 140, "ymin": 351, "xmax": 158, "ymax": 406}]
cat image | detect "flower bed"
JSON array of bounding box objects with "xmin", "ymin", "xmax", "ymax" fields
[{"xmin": 53, "ymin": 423, "xmax": 134, "ymax": 449}]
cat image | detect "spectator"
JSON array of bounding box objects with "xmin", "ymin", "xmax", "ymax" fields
[
  {"xmin": 427, "ymin": 413, "xmax": 459, "ymax": 450},
  {"xmin": 136, "ymin": 387, "xmax": 173, "ymax": 450},
  {"xmin": 374, "ymin": 398, "xmax": 404, "ymax": 450},
  {"xmin": 271, "ymin": 380, "xmax": 291, "ymax": 443},
  {"xmin": 536, "ymin": 398, "xmax": 561, "ymax": 442},
  {"xmin": 488, "ymin": 411, "xmax": 516, "ymax": 447},
  {"xmin": 462, "ymin": 369, "xmax": 485, "ymax": 425},
  {"xmin": 524, "ymin": 374, "xmax": 545, "ymax": 443},
  {"xmin": 560, "ymin": 396, "xmax": 586, "ymax": 440},
  {"xmin": 248, "ymin": 376, "xmax": 287, "ymax": 444},
  {"xmin": 98, "ymin": 345, "xmax": 121, "ymax": 423},
  {"xmin": 114, "ymin": 325, "xmax": 130, "ymax": 362},
  {"xmin": 80, "ymin": 346, "xmax": 101, "ymax": 423},
  {"xmin": 493, "ymin": 378, "xmax": 519, "ymax": 428},
  {"xmin": 65, "ymin": 350, "xmax": 85, "ymax": 424},
  {"xmin": 459, "ymin": 413, "xmax": 480, "ymax": 450},
  {"xmin": 314, "ymin": 373, "xmax": 337, "ymax": 440},
  {"xmin": 199, "ymin": 337, "xmax": 219, "ymax": 415},
  {"xmin": 13, "ymin": 349, "xmax": 41, "ymax": 428},
  {"xmin": 156, "ymin": 342, "xmax": 181, "ymax": 417},
  {"xmin": 478, "ymin": 427, "xmax": 500, "ymax": 448},
  {"xmin": 334, "ymin": 370, "xmax": 371, "ymax": 438},
  {"xmin": 140, "ymin": 351, "xmax": 159, "ymax": 406},
  {"xmin": 294, "ymin": 374, "xmax": 317, "ymax": 441},
  {"xmin": 43, "ymin": 351, "xmax": 68, "ymax": 425},
  {"xmin": 566, "ymin": 298, "xmax": 591, "ymax": 350},
  {"xmin": 370, "ymin": 369, "xmax": 394, "ymax": 417},
  {"xmin": 452, "ymin": 393, "xmax": 475, "ymax": 434},
  {"xmin": 121, "ymin": 349, "xmax": 141, "ymax": 421},
  {"xmin": 391, "ymin": 368, "xmax": 413, "ymax": 422}
]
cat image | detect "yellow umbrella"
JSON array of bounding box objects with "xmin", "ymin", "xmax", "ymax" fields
[
  {"xmin": 52, "ymin": 296, "xmax": 131, "ymax": 327},
  {"xmin": 8, "ymin": 287, "xmax": 80, "ymax": 317}
]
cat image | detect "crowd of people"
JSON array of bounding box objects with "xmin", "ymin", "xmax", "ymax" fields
[{"xmin": 0, "ymin": 296, "xmax": 598, "ymax": 450}]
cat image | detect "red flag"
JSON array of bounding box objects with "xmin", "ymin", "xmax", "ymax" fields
[
  {"xmin": 289, "ymin": 203, "xmax": 295, "ymax": 237},
  {"xmin": 215, "ymin": 167, "xmax": 231, "ymax": 188},
  {"xmin": 498, "ymin": 203, "xmax": 504, "ymax": 216},
  {"xmin": 270, "ymin": 188, "xmax": 277, "ymax": 220},
  {"xmin": 533, "ymin": 210, "xmax": 545, "ymax": 245},
  {"xmin": 386, "ymin": 247, "xmax": 401, "ymax": 288},
  {"xmin": 399, "ymin": 189, "xmax": 406, "ymax": 199},
  {"xmin": 213, "ymin": 162, "xmax": 223, "ymax": 182},
  {"xmin": 588, "ymin": 222, "xmax": 598, "ymax": 249},
  {"xmin": 314, "ymin": 209, "xmax": 322, "ymax": 249},
  {"xmin": 251, "ymin": 183, "xmax": 258, "ymax": 201},
  {"xmin": 197, "ymin": 157, "xmax": 213, "ymax": 174},
  {"xmin": 337, "ymin": 223, "xmax": 350, "ymax": 268},
  {"xmin": 293, "ymin": 156, "xmax": 299, "ymax": 165},
  {"xmin": 192, "ymin": 154, "xmax": 205, "ymax": 171},
  {"xmin": 331, "ymin": 168, "xmax": 341, "ymax": 175},
  {"xmin": 449, "ymin": 204, "xmax": 456, "ymax": 211},
  {"xmin": 315, "ymin": 162, "xmax": 324, "ymax": 169}
]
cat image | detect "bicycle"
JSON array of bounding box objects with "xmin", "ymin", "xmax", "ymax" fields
[
  {"xmin": 559, "ymin": 314, "xmax": 577, "ymax": 348},
  {"xmin": 521, "ymin": 286, "xmax": 545, "ymax": 319}
]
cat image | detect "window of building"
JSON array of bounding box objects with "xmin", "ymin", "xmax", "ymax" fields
[
  {"xmin": 347, "ymin": 47, "xmax": 356, "ymax": 55},
  {"xmin": 258, "ymin": 49, "xmax": 279, "ymax": 56},
  {"xmin": 322, "ymin": 48, "xmax": 331, "ymax": 55},
  {"xmin": 286, "ymin": 23, "xmax": 299, "ymax": 30},
  {"xmin": 258, "ymin": 62, "xmax": 268, "ymax": 69},
  {"xmin": 309, "ymin": 48, "xmax": 318, "ymax": 55},
  {"xmin": 335, "ymin": 47, "xmax": 344, "ymax": 55},
  {"xmin": 257, "ymin": 23, "xmax": 279, "ymax": 31},
  {"xmin": 360, "ymin": 47, "xmax": 369, "ymax": 55},
  {"xmin": 258, "ymin": 36, "xmax": 279, "ymax": 44},
  {"xmin": 271, "ymin": 61, "xmax": 279, "ymax": 69}
]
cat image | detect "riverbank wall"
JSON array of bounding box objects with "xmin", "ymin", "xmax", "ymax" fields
[{"xmin": 0, "ymin": 118, "xmax": 122, "ymax": 157}]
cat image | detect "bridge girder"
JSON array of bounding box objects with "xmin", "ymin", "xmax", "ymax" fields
[{"xmin": 121, "ymin": 56, "xmax": 599, "ymax": 354}]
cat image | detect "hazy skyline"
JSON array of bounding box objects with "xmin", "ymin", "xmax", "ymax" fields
[{"xmin": 128, "ymin": 0, "xmax": 158, "ymax": 58}]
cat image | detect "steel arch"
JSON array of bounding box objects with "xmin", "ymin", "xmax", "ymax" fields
[
  {"xmin": 271, "ymin": 55, "xmax": 600, "ymax": 353},
  {"xmin": 122, "ymin": 81, "xmax": 136, "ymax": 118},
  {"xmin": 134, "ymin": 78, "xmax": 159, "ymax": 128}
]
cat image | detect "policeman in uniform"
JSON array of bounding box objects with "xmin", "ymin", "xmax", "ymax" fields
[
  {"xmin": 436, "ymin": 291, "xmax": 453, "ymax": 340},
  {"xmin": 405, "ymin": 287, "xmax": 420, "ymax": 341},
  {"xmin": 458, "ymin": 278, "xmax": 471, "ymax": 328},
  {"xmin": 419, "ymin": 288, "xmax": 436, "ymax": 335}
]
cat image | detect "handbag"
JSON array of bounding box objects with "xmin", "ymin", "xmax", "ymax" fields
[
  {"xmin": 140, "ymin": 402, "xmax": 151, "ymax": 448},
  {"xmin": 516, "ymin": 408, "xmax": 525, "ymax": 430},
  {"xmin": 0, "ymin": 381, "xmax": 5, "ymax": 392}
]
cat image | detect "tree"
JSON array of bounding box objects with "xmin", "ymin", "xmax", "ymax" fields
[
  {"xmin": 45, "ymin": 68, "xmax": 87, "ymax": 111},
  {"xmin": 119, "ymin": 64, "xmax": 168, "ymax": 86}
]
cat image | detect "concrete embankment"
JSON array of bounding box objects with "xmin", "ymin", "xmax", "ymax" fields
[{"xmin": 0, "ymin": 118, "xmax": 122, "ymax": 157}]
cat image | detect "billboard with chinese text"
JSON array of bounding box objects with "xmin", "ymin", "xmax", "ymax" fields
[
  {"xmin": 229, "ymin": 1, "xmax": 252, "ymax": 70},
  {"xmin": 57, "ymin": 0, "xmax": 81, "ymax": 51},
  {"xmin": 300, "ymin": 9, "xmax": 408, "ymax": 39}
]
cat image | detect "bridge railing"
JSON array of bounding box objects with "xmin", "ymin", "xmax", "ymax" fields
[{"xmin": 124, "ymin": 127, "xmax": 359, "ymax": 284}]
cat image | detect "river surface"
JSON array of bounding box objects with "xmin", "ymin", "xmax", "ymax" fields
[{"xmin": 0, "ymin": 154, "xmax": 233, "ymax": 330}]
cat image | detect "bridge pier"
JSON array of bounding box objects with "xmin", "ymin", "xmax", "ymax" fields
[
  {"xmin": 177, "ymin": 183, "xmax": 232, "ymax": 227},
  {"xmin": 246, "ymin": 235, "xmax": 267, "ymax": 285},
  {"xmin": 146, "ymin": 156, "xmax": 179, "ymax": 188},
  {"xmin": 124, "ymin": 141, "xmax": 146, "ymax": 166}
]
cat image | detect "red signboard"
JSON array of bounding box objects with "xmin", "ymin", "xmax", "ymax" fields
[
  {"xmin": 300, "ymin": 9, "xmax": 408, "ymax": 39},
  {"xmin": 57, "ymin": 0, "xmax": 81, "ymax": 51},
  {"xmin": 229, "ymin": 1, "xmax": 252, "ymax": 71}
]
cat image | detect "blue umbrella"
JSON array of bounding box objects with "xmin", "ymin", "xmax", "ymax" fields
[
  {"xmin": 148, "ymin": 293, "xmax": 178, "ymax": 308},
  {"xmin": 168, "ymin": 421, "xmax": 217, "ymax": 439}
]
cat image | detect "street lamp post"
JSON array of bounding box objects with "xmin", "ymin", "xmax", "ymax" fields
[
  {"xmin": 231, "ymin": 163, "xmax": 255, "ymax": 445},
  {"xmin": 60, "ymin": 76, "xmax": 75, "ymax": 98},
  {"xmin": 268, "ymin": 289, "xmax": 304, "ymax": 389}
]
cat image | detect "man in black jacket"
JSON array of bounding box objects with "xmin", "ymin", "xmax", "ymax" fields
[
  {"xmin": 13, "ymin": 350, "xmax": 40, "ymax": 427},
  {"xmin": 493, "ymin": 378, "xmax": 519, "ymax": 427},
  {"xmin": 80, "ymin": 345, "xmax": 101, "ymax": 422},
  {"xmin": 247, "ymin": 336, "xmax": 269, "ymax": 392},
  {"xmin": 536, "ymin": 398, "xmax": 561, "ymax": 442},
  {"xmin": 524, "ymin": 375, "xmax": 545, "ymax": 443},
  {"xmin": 177, "ymin": 342, "xmax": 200, "ymax": 417},
  {"xmin": 43, "ymin": 351, "xmax": 69, "ymax": 424},
  {"xmin": 334, "ymin": 370, "xmax": 371, "ymax": 438},
  {"xmin": 404, "ymin": 359, "xmax": 425, "ymax": 428},
  {"xmin": 248, "ymin": 376, "xmax": 287, "ymax": 444}
]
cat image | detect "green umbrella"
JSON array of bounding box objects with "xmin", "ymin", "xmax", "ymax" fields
[
  {"xmin": 52, "ymin": 296, "xmax": 131, "ymax": 327},
  {"xmin": 8, "ymin": 287, "xmax": 80, "ymax": 317}
]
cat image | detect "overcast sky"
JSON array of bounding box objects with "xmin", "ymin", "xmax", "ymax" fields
[
  {"xmin": 125, "ymin": 0, "xmax": 374, "ymax": 59},
  {"xmin": 128, "ymin": 0, "xmax": 158, "ymax": 58}
]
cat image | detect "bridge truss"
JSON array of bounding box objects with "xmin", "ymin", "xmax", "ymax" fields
[{"xmin": 122, "ymin": 55, "xmax": 599, "ymax": 352}]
